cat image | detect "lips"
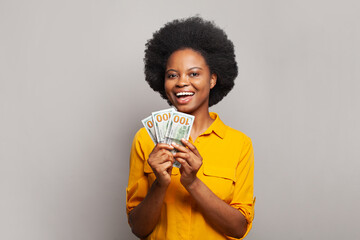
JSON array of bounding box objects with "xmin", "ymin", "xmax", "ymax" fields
[
  {"xmin": 174, "ymin": 91, "xmax": 194, "ymax": 104},
  {"xmin": 175, "ymin": 92, "xmax": 195, "ymax": 97}
]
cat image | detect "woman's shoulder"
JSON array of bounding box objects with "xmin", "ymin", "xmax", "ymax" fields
[
  {"xmin": 224, "ymin": 125, "xmax": 252, "ymax": 146},
  {"xmin": 132, "ymin": 127, "xmax": 155, "ymax": 148},
  {"xmin": 212, "ymin": 112, "xmax": 252, "ymax": 144},
  {"xmin": 133, "ymin": 127, "xmax": 148, "ymax": 138}
]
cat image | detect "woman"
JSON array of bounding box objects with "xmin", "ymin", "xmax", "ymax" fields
[{"xmin": 126, "ymin": 17, "xmax": 255, "ymax": 240}]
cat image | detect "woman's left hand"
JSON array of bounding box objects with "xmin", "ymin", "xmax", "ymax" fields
[{"xmin": 172, "ymin": 138, "xmax": 203, "ymax": 188}]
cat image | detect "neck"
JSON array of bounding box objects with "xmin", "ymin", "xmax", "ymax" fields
[{"xmin": 190, "ymin": 108, "xmax": 214, "ymax": 141}]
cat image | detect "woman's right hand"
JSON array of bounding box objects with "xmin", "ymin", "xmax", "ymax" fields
[{"xmin": 148, "ymin": 143, "xmax": 175, "ymax": 188}]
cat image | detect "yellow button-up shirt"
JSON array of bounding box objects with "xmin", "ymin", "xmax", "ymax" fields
[{"xmin": 126, "ymin": 113, "xmax": 255, "ymax": 240}]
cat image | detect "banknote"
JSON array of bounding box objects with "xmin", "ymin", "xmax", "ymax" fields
[
  {"xmin": 152, "ymin": 108, "xmax": 175, "ymax": 143},
  {"xmin": 141, "ymin": 115, "xmax": 157, "ymax": 144},
  {"xmin": 165, "ymin": 111, "xmax": 195, "ymax": 168}
]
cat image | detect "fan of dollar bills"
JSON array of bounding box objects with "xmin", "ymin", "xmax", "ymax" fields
[{"xmin": 141, "ymin": 108, "xmax": 195, "ymax": 168}]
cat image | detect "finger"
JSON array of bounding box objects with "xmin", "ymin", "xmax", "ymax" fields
[
  {"xmin": 173, "ymin": 152, "xmax": 191, "ymax": 161},
  {"xmin": 164, "ymin": 160, "xmax": 173, "ymax": 170},
  {"xmin": 171, "ymin": 142, "xmax": 189, "ymax": 153},
  {"xmin": 181, "ymin": 138, "xmax": 201, "ymax": 157},
  {"xmin": 160, "ymin": 151, "xmax": 174, "ymax": 163},
  {"xmin": 163, "ymin": 160, "xmax": 174, "ymax": 176},
  {"xmin": 167, "ymin": 153, "xmax": 175, "ymax": 164},
  {"xmin": 176, "ymin": 157, "xmax": 192, "ymax": 171},
  {"xmin": 175, "ymin": 154, "xmax": 193, "ymax": 167},
  {"xmin": 166, "ymin": 164, "xmax": 173, "ymax": 174},
  {"xmin": 156, "ymin": 143, "xmax": 175, "ymax": 151},
  {"xmin": 156, "ymin": 160, "xmax": 173, "ymax": 176},
  {"xmin": 171, "ymin": 143, "xmax": 195, "ymax": 166},
  {"xmin": 151, "ymin": 151, "xmax": 174, "ymax": 166}
]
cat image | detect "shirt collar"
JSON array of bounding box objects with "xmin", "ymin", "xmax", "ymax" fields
[{"xmin": 202, "ymin": 112, "xmax": 227, "ymax": 139}]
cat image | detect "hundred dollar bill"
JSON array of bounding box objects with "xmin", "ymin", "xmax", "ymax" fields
[
  {"xmin": 152, "ymin": 108, "xmax": 175, "ymax": 143},
  {"xmin": 165, "ymin": 111, "xmax": 195, "ymax": 168},
  {"xmin": 141, "ymin": 115, "xmax": 157, "ymax": 144}
]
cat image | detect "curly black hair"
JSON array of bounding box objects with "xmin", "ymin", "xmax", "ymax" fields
[{"xmin": 144, "ymin": 16, "xmax": 238, "ymax": 107}]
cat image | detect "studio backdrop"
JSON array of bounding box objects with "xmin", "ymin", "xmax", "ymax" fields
[{"xmin": 1, "ymin": 0, "xmax": 359, "ymax": 240}]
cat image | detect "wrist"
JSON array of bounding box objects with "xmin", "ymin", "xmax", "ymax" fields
[
  {"xmin": 154, "ymin": 179, "xmax": 170, "ymax": 191},
  {"xmin": 184, "ymin": 177, "xmax": 200, "ymax": 191}
]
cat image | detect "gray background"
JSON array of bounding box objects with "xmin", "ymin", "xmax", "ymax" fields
[{"xmin": 1, "ymin": 0, "xmax": 359, "ymax": 239}]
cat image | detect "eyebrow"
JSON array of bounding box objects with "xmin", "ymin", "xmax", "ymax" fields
[{"xmin": 165, "ymin": 67, "xmax": 203, "ymax": 73}]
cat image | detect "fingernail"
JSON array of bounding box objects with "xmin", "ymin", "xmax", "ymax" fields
[{"xmin": 171, "ymin": 142, "xmax": 177, "ymax": 146}]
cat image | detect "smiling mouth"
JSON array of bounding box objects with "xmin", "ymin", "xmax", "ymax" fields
[
  {"xmin": 174, "ymin": 92, "xmax": 194, "ymax": 104},
  {"xmin": 175, "ymin": 92, "xmax": 195, "ymax": 98}
]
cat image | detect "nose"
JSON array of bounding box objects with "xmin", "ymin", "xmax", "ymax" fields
[{"xmin": 176, "ymin": 74, "xmax": 190, "ymax": 87}]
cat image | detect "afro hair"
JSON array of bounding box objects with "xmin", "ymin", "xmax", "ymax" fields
[{"xmin": 144, "ymin": 16, "xmax": 238, "ymax": 107}]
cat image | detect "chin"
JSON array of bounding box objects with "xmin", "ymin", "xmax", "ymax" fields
[
  {"xmin": 175, "ymin": 105, "xmax": 194, "ymax": 114},
  {"xmin": 172, "ymin": 104, "xmax": 184, "ymax": 111}
]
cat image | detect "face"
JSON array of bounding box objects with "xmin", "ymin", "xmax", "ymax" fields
[{"xmin": 164, "ymin": 48, "xmax": 217, "ymax": 115}]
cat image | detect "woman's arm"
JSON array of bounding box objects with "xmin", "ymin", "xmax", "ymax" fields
[
  {"xmin": 128, "ymin": 179, "xmax": 169, "ymax": 238},
  {"xmin": 185, "ymin": 178, "xmax": 247, "ymax": 238},
  {"xmin": 128, "ymin": 143, "xmax": 174, "ymax": 238},
  {"xmin": 173, "ymin": 139, "xmax": 247, "ymax": 239}
]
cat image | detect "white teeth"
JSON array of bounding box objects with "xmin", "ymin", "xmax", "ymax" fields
[{"xmin": 176, "ymin": 92, "xmax": 194, "ymax": 97}]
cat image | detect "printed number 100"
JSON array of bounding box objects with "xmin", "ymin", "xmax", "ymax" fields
[
  {"xmin": 156, "ymin": 113, "xmax": 171, "ymax": 122},
  {"xmin": 173, "ymin": 116, "xmax": 189, "ymax": 125}
]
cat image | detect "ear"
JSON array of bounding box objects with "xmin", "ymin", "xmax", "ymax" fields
[{"xmin": 210, "ymin": 73, "xmax": 217, "ymax": 89}]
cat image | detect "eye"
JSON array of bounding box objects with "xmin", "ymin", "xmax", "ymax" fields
[
  {"xmin": 167, "ymin": 73, "xmax": 178, "ymax": 79},
  {"xmin": 190, "ymin": 72, "xmax": 199, "ymax": 77}
]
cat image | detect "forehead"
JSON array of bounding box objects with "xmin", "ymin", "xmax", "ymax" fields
[{"xmin": 166, "ymin": 48, "xmax": 208, "ymax": 70}]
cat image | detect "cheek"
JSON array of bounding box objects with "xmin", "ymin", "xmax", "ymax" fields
[
  {"xmin": 194, "ymin": 80, "xmax": 211, "ymax": 93},
  {"xmin": 164, "ymin": 81, "xmax": 173, "ymax": 98}
]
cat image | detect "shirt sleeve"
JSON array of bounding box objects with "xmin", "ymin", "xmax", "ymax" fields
[
  {"xmin": 228, "ymin": 135, "xmax": 255, "ymax": 240},
  {"xmin": 126, "ymin": 129, "xmax": 150, "ymax": 216}
]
